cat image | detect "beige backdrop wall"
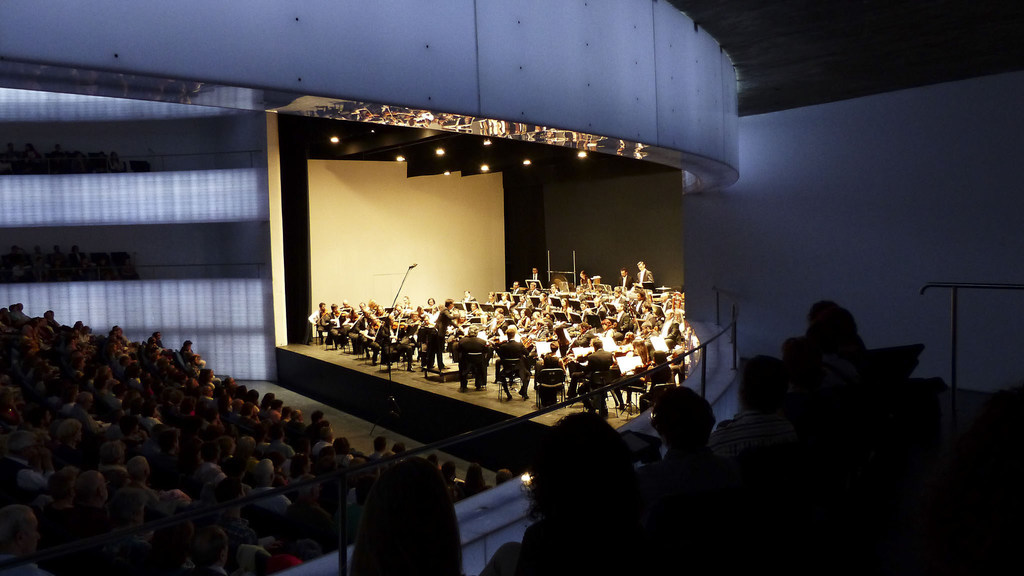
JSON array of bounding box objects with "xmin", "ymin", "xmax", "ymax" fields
[{"xmin": 308, "ymin": 160, "xmax": 505, "ymax": 309}]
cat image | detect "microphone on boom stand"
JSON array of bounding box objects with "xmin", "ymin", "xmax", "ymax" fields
[{"xmin": 370, "ymin": 263, "xmax": 417, "ymax": 436}]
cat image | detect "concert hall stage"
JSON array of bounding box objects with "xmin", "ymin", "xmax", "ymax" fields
[{"xmin": 275, "ymin": 343, "xmax": 631, "ymax": 471}]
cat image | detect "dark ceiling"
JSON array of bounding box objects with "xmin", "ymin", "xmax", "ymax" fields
[{"xmin": 667, "ymin": 0, "xmax": 1024, "ymax": 116}]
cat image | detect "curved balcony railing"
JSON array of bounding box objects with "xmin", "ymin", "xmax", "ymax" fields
[{"xmin": 0, "ymin": 298, "xmax": 737, "ymax": 576}]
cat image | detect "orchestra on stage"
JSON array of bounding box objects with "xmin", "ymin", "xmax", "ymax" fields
[{"xmin": 310, "ymin": 264, "xmax": 697, "ymax": 416}]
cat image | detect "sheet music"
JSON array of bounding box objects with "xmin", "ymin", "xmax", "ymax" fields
[
  {"xmin": 650, "ymin": 336, "xmax": 669, "ymax": 352},
  {"xmin": 599, "ymin": 336, "xmax": 616, "ymax": 351},
  {"xmin": 573, "ymin": 346, "xmax": 594, "ymax": 357},
  {"xmin": 616, "ymin": 355, "xmax": 644, "ymax": 374},
  {"xmin": 535, "ymin": 340, "xmax": 554, "ymax": 356}
]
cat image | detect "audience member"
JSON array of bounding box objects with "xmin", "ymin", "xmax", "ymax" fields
[
  {"xmin": 0, "ymin": 504, "xmax": 53, "ymax": 576},
  {"xmin": 707, "ymin": 355, "xmax": 798, "ymax": 457},
  {"xmin": 351, "ymin": 458, "xmax": 461, "ymax": 576}
]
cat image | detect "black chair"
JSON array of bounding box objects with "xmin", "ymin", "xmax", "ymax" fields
[
  {"xmin": 535, "ymin": 367, "xmax": 566, "ymax": 408},
  {"xmin": 496, "ymin": 358, "xmax": 522, "ymax": 400}
]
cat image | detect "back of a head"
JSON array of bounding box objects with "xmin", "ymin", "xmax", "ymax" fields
[
  {"xmin": 528, "ymin": 412, "xmax": 639, "ymax": 526},
  {"xmin": 651, "ymin": 387, "xmax": 716, "ymax": 452},
  {"xmin": 191, "ymin": 525, "xmax": 229, "ymax": 568},
  {"xmin": 0, "ymin": 504, "xmax": 35, "ymax": 554},
  {"xmin": 351, "ymin": 457, "xmax": 461, "ymax": 576},
  {"xmin": 740, "ymin": 355, "xmax": 789, "ymax": 413}
]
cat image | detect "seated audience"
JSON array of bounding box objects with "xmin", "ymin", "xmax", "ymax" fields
[{"xmin": 707, "ymin": 355, "xmax": 798, "ymax": 457}]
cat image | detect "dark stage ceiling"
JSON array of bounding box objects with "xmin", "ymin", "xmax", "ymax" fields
[{"xmin": 667, "ymin": 0, "xmax": 1024, "ymax": 116}]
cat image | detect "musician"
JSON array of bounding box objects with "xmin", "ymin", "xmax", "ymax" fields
[
  {"xmin": 497, "ymin": 292, "xmax": 513, "ymax": 309},
  {"xmin": 433, "ymin": 299, "xmax": 458, "ymax": 370},
  {"xmin": 326, "ymin": 305, "xmax": 348, "ymax": 349},
  {"xmin": 636, "ymin": 261, "xmax": 655, "ymax": 289},
  {"xmin": 618, "ymin": 267, "xmax": 635, "ymax": 291},
  {"xmin": 510, "ymin": 281, "xmax": 524, "ymax": 295},
  {"xmin": 367, "ymin": 318, "xmax": 385, "ymax": 365},
  {"xmin": 527, "ymin": 281, "xmax": 541, "ymax": 295},
  {"xmin": 529, "ymin": 267, "xmax": 544, "ymax": 288},
  {"xmin": 462, "ymin": 290, "xmax": 477, "ymax": 304},
  {"xmin": 417, "ymin": 317, "xmax": 439, "ymax": 369},
  {"xmin": 496, "ymin": 327, "xmax": 530, "ymax": 400},
  {"xmin": 578, "ymin": 338, "xmax": 617, "ymax": 417},
  {"xmin": 456, "ymin": 328, "xmax": 490, "ymax": 391},
  {"xmin": 383, "ymin": 318, "xmax": 416, "ymax": 370},
  {"xmin": 424, "ymin": 297, "xmax": 439, "ymax": 315},
  {"xmin": 349, "ymin": 310, "xmax": 371, "ymax": 355},
  {"xmin": 578, "ymin": 270, "xmax": 593, "ymax": 291},
  {"xmin": 600, "ymin": 317, "xmax": 624, "ymax": 344},
  {"xmin": 536, "ymin": 352, "xmax": 565, "ymax": 407}
]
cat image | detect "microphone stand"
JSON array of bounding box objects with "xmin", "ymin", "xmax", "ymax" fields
[{"xmin": 371, "ymin": 264, "xmax": 416, "ymax": 435}]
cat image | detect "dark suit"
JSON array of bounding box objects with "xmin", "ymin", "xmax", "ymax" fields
[
  {"xmin": 619, "ymin": 273, "xmax": 635, "ymax": 290},
  {"xmin": 497, "ymin": 340, "xmax": 530, "ymax": 398},
  {"xmin": 435, "ymin": 307, "xmax": 457, "ymax": 369},
  {"xmin": 582, "ymin": 349, "xmax": 617, "ymax": 415},
  {"xmin": 456, "ymin": 335, "xmax": 490, "ymax": 390},
  {"xmin": 417, "ymin": 324, "xmax": 438, "ymax": 368},
  {"xmin": 637, "ymin": 268, "xmax": 655, "ymax": 288}
]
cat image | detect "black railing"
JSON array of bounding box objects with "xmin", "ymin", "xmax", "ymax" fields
[
  {"xmin": 0, "ymin": 307, "xmax": 737, "ymax": 576},
  {"xmin": 919, "ymin": 282, "xmax": 1024, "ymax": 425}
]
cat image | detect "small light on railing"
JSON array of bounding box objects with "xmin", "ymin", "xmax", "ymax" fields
[{"xmin": 520, "ymin": 472, "xmax": 532, "ymax": 486}]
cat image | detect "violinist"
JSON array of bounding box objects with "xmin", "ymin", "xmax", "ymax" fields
[
  {"xmin": 389, "ymin": 318, "xmax": 416, "ymax": 371},
  {"xmin": 367, "ymin": 317, "xmax": 385, "ymax": 365}
]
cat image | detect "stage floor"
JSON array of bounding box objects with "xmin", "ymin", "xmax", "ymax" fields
[{"xmin": 278, "ymin": 342, "xmax": 637, "ymax": 429}]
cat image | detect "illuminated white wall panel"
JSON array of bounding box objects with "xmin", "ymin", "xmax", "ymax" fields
[
  {"xmin": 0, "ymin": 169, "xmax": 266, "ymax": 226},
  {"xmin": 0, "ymin": 87, "xmax": 236, "ymax": 122},
  {"xmin": 476, "ymin": 0, "xmax": 659, "ymax": 143},
  {"xmin": 0, "ymin": 0, "xmax": 737, "ymax": 180},
  {"xmin": 0, "ymin": 279, "xmax": 273, "ymax": 380}
]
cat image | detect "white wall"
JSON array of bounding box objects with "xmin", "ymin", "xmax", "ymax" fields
[
  {"xmin": 684, "ymin": 71, "xmax": 1024, "ymax": 393},
  {"xmin": 308, "ymin": 160, "xmax": 505, "ymax": 307},
  {"xmin": 0, "ymin": 0, "xmax": 737, "ymax": 184}
]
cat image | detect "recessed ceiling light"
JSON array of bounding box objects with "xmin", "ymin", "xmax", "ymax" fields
[
  {"xmin": 522, "ymin": 159, "xmax": 532, "ymax": 166},
  {"xmin": 435, "ymin": 148, "xmax": 445, "ymax": 156},
  {"xmin": 443, "ymin": 170, "xmax": 451, "ymax": 176},
  {"xmin": 396, "ymin": 155, "xmax": 406, "ymax": 162},
  {"xmin": 577, "ymin": 151, "xmax": 588, "ymax": 158},
  {"xmin": 483, "ymin": 139, "xmax": 492, "ymax": 146},
  {"xmin": 329, "ymin": 136, "xmax": 340, "ymax": 144},
  {"xmin": 480, "ymin": 164, "xmax": 490, "ymax": 172}
]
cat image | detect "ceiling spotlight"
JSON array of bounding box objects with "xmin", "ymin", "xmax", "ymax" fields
[
  {"xmin": 443, "ymin": 170, "xmax": 451, "ymax": 176},
  {"xmin": 577, "ymin": 151, "xmax": 588, "ymax": 158},
  {"xmin": 435, "ymin": 147, "xmax": 445, "ymax": 156},
  {"xmin": 480, "ymin": 164, "xmax": 490, "ymax": 172},
  {"xmin": 329, "ymin": 136, "xmax": 340, "ymax": 144},
  {"xmin": 483, "ymin": 139, "xmax": 492, "ymax": 146},
  {"xmin": 396, "ymin": 155, "xmax": 406, "ymax": 162},
  {"xmin": 522, "ymin": 159, "xmax": 532, "ymax": 166},
  {"xmin": 370, "ymin": 129, "xmax": 375, "ymax": 133}
]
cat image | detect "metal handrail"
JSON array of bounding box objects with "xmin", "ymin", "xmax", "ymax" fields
[
  {"xmin": 1, "ymin": 311, "xmax": 737, "ymax": 576},
  {"xmin": 919, "ymin": 282, "xmax": 1024, "ymax": 426}
]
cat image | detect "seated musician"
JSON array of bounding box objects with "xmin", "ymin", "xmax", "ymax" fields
[
  {"xmin": 527, "ymin": 281, "xmax": 541, "ymax": 295},
  {"xmin": 510, "ymin": 281, "xmax": 524, "ymax": 295},
  {"xmin": 579, "ymin": 269, "xmax": 595, "ymax": 291},
  {"xmin": 496, "ymin": 327, "xmax": 531, "ymax": 400},
  {"xmin": 574, "ymin": 338, "xmax": 618, "ymax": 417},
  {"xmin": 326, "ymin": 305, "xmax": 347, "ymax": 349},
  {"xmin": 456, "ymin": 328, "xmax": 490, "ymax": 391},
  {"xmin": 536, "ymin": 351, "xmax": 565, "ymax": 407},
  {"xmin": 367, "ymin": 318, "xmax": 385, "ymax": 365}
]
